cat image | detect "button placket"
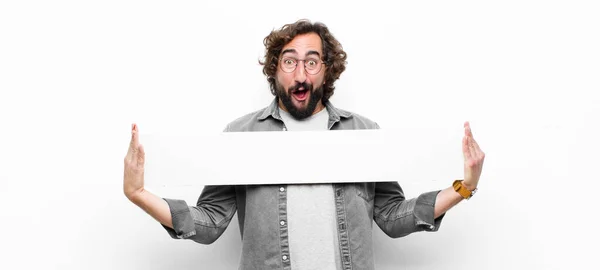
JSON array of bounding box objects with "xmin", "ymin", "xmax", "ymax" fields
[
  {"xmin": 334, "ymin": 185, "xmax": 353, "ymax": 270},
  {"xmin": 278, "ymin": 184, "xmax": 290, "ymax": 269}
]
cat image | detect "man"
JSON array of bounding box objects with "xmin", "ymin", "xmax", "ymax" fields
[{"xmin": 123, "ymin": 19, "xmax": 485, "ymax": 270}]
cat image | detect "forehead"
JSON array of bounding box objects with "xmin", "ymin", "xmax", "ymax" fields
[{"xmin": 281, "ymin": 32, "xmax": 323, "ymax": 56}]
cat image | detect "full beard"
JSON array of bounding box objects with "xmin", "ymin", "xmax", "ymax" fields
[{"xmin": 276, "ymin": 81, "xmax": 324, "ymax": 120}]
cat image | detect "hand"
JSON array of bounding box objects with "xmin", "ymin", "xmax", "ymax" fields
[
  {"xmin": 462, "ymin": 121, "xmax": 485, "ymax": 191},
  {"xmin": 123, "ymin": 123, "xmax": 146, "ymax": 201}
]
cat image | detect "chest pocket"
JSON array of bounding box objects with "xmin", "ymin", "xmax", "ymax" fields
[{"xmin": 353, "ymin": 183, "xmax": 375, "ymax": 202}]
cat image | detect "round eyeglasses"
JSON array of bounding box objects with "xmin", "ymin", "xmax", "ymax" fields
[{"xmin": 279, "ymin": 57, "xmax": 325, "ymax": 75}]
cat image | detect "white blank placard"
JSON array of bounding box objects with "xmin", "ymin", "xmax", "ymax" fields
[{"xmin": 142, "ymin": 128, "xmax": 465, "ymax": 186}]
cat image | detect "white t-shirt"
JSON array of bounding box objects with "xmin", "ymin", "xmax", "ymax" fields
[{"xmin": 279, "ymin": 107, "xmax": 342, "ymax": 270}]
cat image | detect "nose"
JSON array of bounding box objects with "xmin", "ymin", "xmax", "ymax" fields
[{"xmin": 294, "ymin": 61, "xmax": 307, "ymax": 83}]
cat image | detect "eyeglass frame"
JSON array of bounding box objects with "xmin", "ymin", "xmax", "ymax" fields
[{"xmin": 278, "ymin": 56, "xmax": 326, "ymax": 75}]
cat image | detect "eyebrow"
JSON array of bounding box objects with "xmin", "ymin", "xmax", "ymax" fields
[{"xmin": 281, "ymin": 49, "xmax": 322, "ymax": 58}]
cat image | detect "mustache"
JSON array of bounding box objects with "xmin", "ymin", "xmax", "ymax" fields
[{"xmin": 288, "ymin": 82, "xmax": 312, "ymax": 93}]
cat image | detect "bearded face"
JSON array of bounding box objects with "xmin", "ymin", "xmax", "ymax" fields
[{"xmin": 274, "ymin": 33, "xmax": 327, "ymax": 120}]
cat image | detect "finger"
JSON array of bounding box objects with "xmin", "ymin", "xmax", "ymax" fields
[
  {"xmin": 125, "ymin": 124, "xmax": 135, "ymax": 160},
  {"xmin": 129, "ymin": 123, "xmax": 138, "ymax": 149},
  {"xmin": 133, "ymin": 123, "xmax": 139, "ymax": 145},
  {"xmin": 467, "ymin": 136, "xmax": 477, "ymax": 161},
  {"xmin": 132, "ymin": 124, "xmax": 141, "ymax": 155},
  {"xmin": 464, "ymin": 122, "xmax": 478, "ymax": 156},
  {"xmin": 464, "ymin": 121, "xmax": 473, "ymax": 138},
  {"xmin": 463, "ymin": 136, "xmax": 472, "ymax": 160},
  {"xmin": 463, "ymin": 136, "xmax": 476, "ymax": 167},
  {"xmin": 126, "ymin": 124, "xmax": 140, "ymax": 161},
  {"xmin": 137, "ymin": 144, "xmax": 145, "ymax": 166}
]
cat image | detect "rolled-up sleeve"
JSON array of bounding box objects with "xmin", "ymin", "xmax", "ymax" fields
[
  {"xmin": 162, "ymin": 198, "xmax": 199, "ymax": 239},
  {"xmin": 373, "ymin": 182, "xmax": 445, "ymax": 238},
  {"xmin": 161, "ymin": 185, "xmax": 237, "ymax": 244}
]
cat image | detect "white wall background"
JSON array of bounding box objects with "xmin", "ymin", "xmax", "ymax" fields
[{"xmin": 1, "ymin": 0, "xmax": 599, "ymax": 269}]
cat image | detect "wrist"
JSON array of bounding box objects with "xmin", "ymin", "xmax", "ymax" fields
[
  {"xmin": 125, "ymin": 187, "xmax": 145, "ymax": 204},
  {"xmin": 453, "ymin": 179, "xmax": 477, "ymax": 200},
  {"xmin": 462, "ymin": 181, "xmax": 477, "ymax": 191}
]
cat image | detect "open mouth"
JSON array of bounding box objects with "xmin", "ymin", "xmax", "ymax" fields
[{"xmin": 292, "ymin": 89, "xmax": 309, "ymax": 101}]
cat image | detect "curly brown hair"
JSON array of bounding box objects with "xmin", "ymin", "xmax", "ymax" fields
[{"xmin": 259, "ymin": 19, "xmax": 347, "ymax": 102}]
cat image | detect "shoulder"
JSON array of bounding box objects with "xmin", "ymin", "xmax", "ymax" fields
[
  {"xmin": 335, "ymin": 107, "xmax": 381, "ymax": 130},
  {"xmin": 223, "ymin": 105, "xmax": 278, "ymax": 132}
]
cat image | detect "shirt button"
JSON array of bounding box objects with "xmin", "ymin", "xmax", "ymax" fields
[
  {"xmin": 280, "ymin": 220, "xmax": 286, "ymax": 226},
  {"xmin": 280, "ymin": 187, "xmax": 285, "ymax": 192},
  {"xmin": 282, "ymin": 255, "xmax": 288, "ymax": 261}
]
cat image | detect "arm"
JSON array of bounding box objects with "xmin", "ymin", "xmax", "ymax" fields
[
  {"xmin": 127, "ymin": 188, "xmax": 174, "ymax": 228},
  {"xmin": 373, "ymin": 182, "xmax": 442, "ymax": 238},
  {"xmin": 433, "ymin": 121, "xmax": 485, "ymax": 218},
  {"xmin": 375, "ymin": 122, "xmax": 485, "ymax": 237},
  {"xmin": 161, "ymin": 185, "xmax": 237, "ymax": 244},
  {"xmin": 123, "ymin": 124, "xmax": 236, "ymax": 244},
  {"xmin": 371, "ymin": 123, "xmax": 442, "ymax": 237},
  {"xmin": 123, "ymin": 124, "xmax": 173, "ymax": 228},
  {"xmin": 433, "ymin": 187, "xmax": 464, "ymax": 219}
]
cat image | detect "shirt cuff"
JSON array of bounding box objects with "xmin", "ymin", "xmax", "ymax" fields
[
  {"xmin": 414, "ymin": 190, "xmax": 445, "ymax": 231},
  {"xmin": 161, "ymin": 198, "xmax": 197, "ymax": 239}
]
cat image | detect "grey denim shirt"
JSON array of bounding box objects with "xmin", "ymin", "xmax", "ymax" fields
[{"xmin": 162, "ymin": 98, "xmax": 444, "ymax": 270}]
